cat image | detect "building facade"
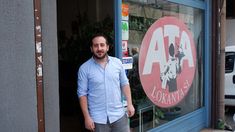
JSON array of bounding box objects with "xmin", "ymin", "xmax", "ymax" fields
[{"xmin": 0, "ymin": 0, "xmax": 213, "ymax": 132}]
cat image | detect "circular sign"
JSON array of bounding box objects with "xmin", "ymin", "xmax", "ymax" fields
[{"xmin": 139, "ymin": 17, "xmax": 196, "ymax": 108}]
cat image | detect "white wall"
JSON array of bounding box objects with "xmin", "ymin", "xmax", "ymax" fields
[{"xmin": 226, "ymin": 19, "xmax": 235, "ymax": 46}]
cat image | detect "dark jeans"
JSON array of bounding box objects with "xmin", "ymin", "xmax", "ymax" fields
[{"xmin": 94, "ymin": 114, "xmax": 130, "ymax": 132}]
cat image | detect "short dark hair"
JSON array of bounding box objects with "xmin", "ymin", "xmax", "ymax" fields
[{"xmin": 90, "ymin": 33, "xmax": 109, "ymax": 46}]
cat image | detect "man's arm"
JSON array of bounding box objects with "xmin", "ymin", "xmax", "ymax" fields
[
  {"xmin": 122, "ymin": 85, "xmax": 135, "ymax": 117},
  {"xmin": 79, "ymin": 96, "xmax": 95, "ymax": 131}
]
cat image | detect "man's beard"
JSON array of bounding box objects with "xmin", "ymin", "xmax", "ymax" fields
[{"xmin": 93, "ymin": 52, "xmax": 107, "ymax": 60}]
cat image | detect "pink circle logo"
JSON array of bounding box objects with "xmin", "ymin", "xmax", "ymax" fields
[{"xmin": 139, "ymin": 17, "xmax": 196, "ymax": 108}]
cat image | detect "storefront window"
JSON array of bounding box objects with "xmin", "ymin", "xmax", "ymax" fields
[{"xmin": 122, "ymin": 0, "xmax": 204, "ymax": 131}]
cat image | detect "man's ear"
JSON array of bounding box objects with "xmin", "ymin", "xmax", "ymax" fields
[{"xmin": 107, "ymin": 45, "xmax": 109, "ymax": 51}]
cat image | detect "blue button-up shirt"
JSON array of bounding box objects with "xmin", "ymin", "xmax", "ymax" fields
[{"xmin": 77, "ymin": 56, "xmax": 129, "ymax": 124}]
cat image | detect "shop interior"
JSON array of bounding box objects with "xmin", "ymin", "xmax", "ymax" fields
[{"xmin": 57, "ymin": 0, "xmax": 114, "ymax": 131}]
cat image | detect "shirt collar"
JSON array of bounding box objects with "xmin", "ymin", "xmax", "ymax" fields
[{"xmin": 91, "ymin": 55, "xmax": 110, "ymax": 64}]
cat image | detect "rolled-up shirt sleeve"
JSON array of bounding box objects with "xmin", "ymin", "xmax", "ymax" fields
[{"xmin": 77, "ymin": 67, "xmax": 88, "ymax": 97}]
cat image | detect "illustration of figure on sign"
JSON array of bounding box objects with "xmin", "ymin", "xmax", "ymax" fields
[{"xmin": 160, "ymin": 43, "xmax": 185, "ymax": 92}]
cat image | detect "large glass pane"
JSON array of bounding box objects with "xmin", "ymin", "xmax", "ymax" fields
[{"xmin": 123, "ymin": 0, "xmax": 204, "ymax": 131}]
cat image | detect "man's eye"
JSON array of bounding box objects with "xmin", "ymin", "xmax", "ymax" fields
[{"xmin": 93, "ymin": 44, "xmax": 98, "ymax": 47}]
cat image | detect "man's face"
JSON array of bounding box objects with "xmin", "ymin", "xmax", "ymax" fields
[{"xmin": 90, "ymin": 36, "xmax": 109, "ymax": 60}]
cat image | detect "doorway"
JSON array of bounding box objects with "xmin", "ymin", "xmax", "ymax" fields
[{"xmin": 57, "ymin": 0, "xmax": 114, "ymax": 131}]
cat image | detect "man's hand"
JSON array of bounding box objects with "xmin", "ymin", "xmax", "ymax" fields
[
  {"xmin": 127, "ymin": 104, "xmax": 135, "ymax": 117},
  {"xmin": 84, "ymin": 116, "xmax": 95, "ymax": 131}
]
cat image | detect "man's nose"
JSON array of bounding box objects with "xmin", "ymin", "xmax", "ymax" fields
[{"xmin": 97, "ymin": 45, "xmax": 102, "ymax": 50}]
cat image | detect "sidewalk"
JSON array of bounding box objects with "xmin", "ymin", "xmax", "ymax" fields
[{"xmin": 201, "ymin": 128, "xmax": 232, "ymax": 132}]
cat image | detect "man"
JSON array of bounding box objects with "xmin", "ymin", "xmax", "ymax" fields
[
  {"xmin": 77, "ymin": 34, "xmax": 135, "ymax": 132},
  {"xmin": 131, "ymin": 47, "xmax": 139, "ymax": 56}
]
